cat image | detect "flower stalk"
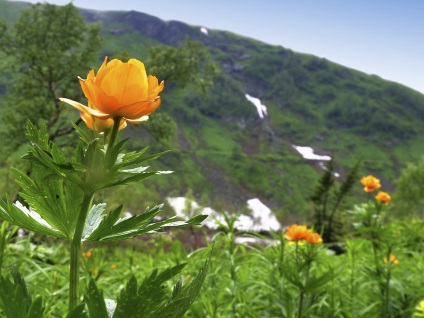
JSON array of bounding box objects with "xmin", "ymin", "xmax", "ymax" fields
[{"xmin": 69, "ymin": 192, "xmax": 94, "ymax": 311}]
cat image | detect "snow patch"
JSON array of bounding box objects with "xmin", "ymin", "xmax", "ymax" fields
[
  {"xmin": 166, "ymin": 197, "xmax": 280, "ymax": 232},
  {"xmin": 318, "ymin": 162, "xmax": 340, "ymax": 178},
  {"xmin": 245, "ymin": 94, "xmax": 268, "ymax": 119},
  {"xmin": 200, "ymin": 27, "xmax": 208, "ymax": 35},
  {"xmin": 293, "ymin": 145, "xmax": 331, "ymax": 161}
]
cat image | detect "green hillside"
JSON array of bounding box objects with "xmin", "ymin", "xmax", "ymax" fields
[{"xmin": 1, "ymin": 1, "xmax": 424, "ymax": 221}]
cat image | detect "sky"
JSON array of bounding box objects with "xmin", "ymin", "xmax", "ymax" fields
[{"xmin": 19, "ymin": 0, "xmax": 424, "ymax": 94}]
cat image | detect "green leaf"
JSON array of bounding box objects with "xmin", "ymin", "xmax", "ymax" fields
[
  {"xmin": 99, "ymin": 172, "xmax": 157, "ymax": 190},
  {"xmin": 72, "ymin": 121, "xmax": 94, "ymax": 145},
  {"xmin": 27, "ymin": 297, "xmax": 45, "ymax": 318},
  {"xmin": 83, "ymin": 205, "xmax": 123, "ymax": 242},
  {"xmin": 304, "ymin": 271, "xmax": 335, "ymax": 293},
  {"xmin": 85, "ymin": 205, "xmax": 162, "ymax": 242},
  {"xmin": 116, "ymin": 150, "xmax": 170, "ymax": 170},
  {"xmin": 186, "ymin": 214, "xmax": 208, "ymax": 226},
  {"xmin": 113, "ymin": 264, "xmax": 186, "ymax": 318},
  {"xmin": 148, "ymin": 252, "xmax": 211, "ymax": 318},
  {"xmin": 82, "ymin": 204, "xmax": 107, "ymax": 240},
  {"xmin": 111, "ymin": 276, "xmax": 139, "ymax": 318},
  {"xmin": 119, "ymin": 166, "xmax": 150, "ymax": 174},
  {"xmin": 66, "ymin": 304, "xmax": 88, "ymax": 318},
  {"xmin": 0, "ymin": 198, "xmax": 67, "ymax": 238},
  {"xmin": 85, "ymin": 279, "xmax": 109, "ymax": 318},
  {"xmin": 106, "ymin": 138, "xmax": 130, "ymax": 168},
  {"xmin": 0, "ymin": 267, "xmax": 45, "ymax": 318},
  {"xmin": 9, "ymin": 164, "xmax": 85, "ymax": 238}
]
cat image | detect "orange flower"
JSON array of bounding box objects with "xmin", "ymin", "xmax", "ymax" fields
[
  {"xmin": 110, "ymin": 264, "xmax": 117, "ymax": 270},
  {"xmin": 285, "ymin": 224, "xmax": 311, "ymax": 241},
  {"xmin": 80, "ymin": 110, "xmax": 126, "ymax": 133},
  {"xmin": 384, "ymin": 254, "xmax": 399, "ymax": 264},
  {"xmin": 304, "ymin": 231, "xmax": 323, "ymax": 244},
  {"xmin": 60, "ymin": 56, "xmax": 164, "ymax": 127},
  {"xmin": 360, "ymin": 175, "xmax": 381, "ymax": 192},
  {"xmin": 375, "ymin": 191, "xmax": 391, "ymax": 204},
  {"xmin": 83, "ymin": 251, "xmax": 92, "ymax": 258}
]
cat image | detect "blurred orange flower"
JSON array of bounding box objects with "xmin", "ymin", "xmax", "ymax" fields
[
  {"xmin": 285, "ymin": 224, "xmax": 311, "ymax": 241},
  {"xmin": 384, "ymin": 254, "xmax": 399, "ymax": 264},
  {"xmin": 110, "ymin": 264, "xmax": 117, "ymax": 270},
  {"xmin": 304, "ymin": 232, "xmax": 323, "ymax": 244},
  {"xmin": 360, "ymin": 175, "xmax": 381, "ymax": 192},
  {"xmin": 83, "ymin": 251, "xmax": 92, "ymax": 258},
  {"xmin": 60, "ymin": 56, "xmax": 164, "ymax": 128},
  {"xmin": 375, "ymin": 191, "xmax": 391, "ymax": 204}
]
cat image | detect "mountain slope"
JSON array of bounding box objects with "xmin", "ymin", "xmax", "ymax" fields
[{"xmin": 2, "ymin": 1, "xmax": 424, "ymax": 220}]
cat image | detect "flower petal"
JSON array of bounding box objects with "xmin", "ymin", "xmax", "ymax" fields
[
  {"xmin": 112, "ymin": 97, "xmax": 161, "ymax": 119},
  {"xmin": 125, "ymin": 116, "xmax": 149, "ymax": 124},
  {"xmin": 59, "ymin": 98, "xmax": 111, "ymax": 119}
]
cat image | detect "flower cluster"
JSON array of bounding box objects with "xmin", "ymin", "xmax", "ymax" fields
[
  {"xmin": 360, "ymin": 175, "xmax": 391, "ymax": 204},
  {"xmin": 285, "ymin": 224, "xmax": 323, "ymax": 244},
  {"xmin": 384, "ymin": 254, "xmax": 399, "ymax": 264}
]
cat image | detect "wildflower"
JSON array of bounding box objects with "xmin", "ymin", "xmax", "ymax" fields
[
  {"xmin": 184, "ymin": 275, "xmax": 190, "ymax": 281},
  {"xmin": 83, "ymin": 251, "xmax": 92, "ymax": 258},
  {"xmin": 360, "ymin": 175, "xmax": 381, "ymax": 192},
  {"xmin": 415, "ymin": 300, "xmax": 424, "ymax": 317},
  {"xmin": 285, "ymin": 224, "xmax": 311, "ymax": 241},
  {"xmin": 384, "ymin": 254, "xmax": 399, "ymax": 264},
  {"xmin": 110, "ymin": 264, "xmax": 117, "ymax": 270},
  {"xmin": 60, "ymin": 56, "xmax": 164, "ymax": 127},
  {"xmin": 80, "ymin": 110, "xmax": 126, "ymax": 133},
  {"xmin": 304, "ymin": 231, "xmax": 323, "ymax": 244},
  {"xmin": 375, "ymin": 191, "xmax": 391, "ymax": 204},
  {"xmin": 89, "ymin": 268, "xmax": 98, "ymax": 276}
]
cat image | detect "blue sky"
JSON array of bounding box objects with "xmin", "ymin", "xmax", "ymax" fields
[{"xmin": 21, "ymin": 0, "xmax": 424, "ymax": 94}]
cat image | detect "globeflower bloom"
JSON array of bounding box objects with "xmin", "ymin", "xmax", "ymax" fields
[
  {"xmin": 60, "ymin": 56, "xmax": 164, "ymax": 127},
  {"xmin": 415, "ymin": 300, "xmax": 424, "ymax": 317},
  {"xmin": 375, "ymin": 191, "xmax": 391, "ymax": 204},
  {"xmin": 285, "ymin": 224, "xmax": 311, "ymax": 241},
  {"xmin": 360, "ymin": 175, "xmax": 381, "ymax": 192},
  {"xmin": 80, "ymin": 110, "xmax": 126, "ymax": 133},
  {"xmin": 304, "ymin": 231, "xmax": 323, "ymax": 244},
  {"xmin": 384, "ymin": 254, "xmax": 399, "ymax": 264}
]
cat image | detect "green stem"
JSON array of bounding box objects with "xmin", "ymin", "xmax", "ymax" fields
[
  {"xmin": 106, "ymin": 117, "xmax": 122, "ymax": 156},
  {"xmin": 69, "ymin": 192, "xmax": 94, "ymax": 311},
  {"xmin": 384, "ymin": 264, "xmax": 391, "ymax": 318}
]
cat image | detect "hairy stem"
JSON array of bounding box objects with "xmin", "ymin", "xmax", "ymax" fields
[{"xmin": 69, "ymin": 192, "xmax": 94, "ymax": 311}]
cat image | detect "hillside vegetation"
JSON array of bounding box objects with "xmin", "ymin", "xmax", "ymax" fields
[{"xmin": 1, "ymin": 0, "xmax": 424, "ymax": 220}]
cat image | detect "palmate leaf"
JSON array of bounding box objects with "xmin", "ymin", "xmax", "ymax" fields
[
  {"xmin": 82, "ymin": 204, "xmax": 107, "ymax": 240},
  {"xmin": 115, "ymin": 149, "xmax": 170, "ymax": 170},
  {"xmin": 99, "ymin": 172, "xmax": 158, "ymax": 190},
  {"xmin": 0, "ymin": 198, "xmax": 66, "ymax": 238},
  {"xmin": 85, "ymin": 280, "xmax": 109, "ymax": 318},
  {"xmin": 113, "ymin": 264, "xmax": 187, "ymax": 318},
  {"xmin": 84, "ymin": 204, "xmax": 207, "ymax": 242},
  {"xmin": 8, "ymin": 163, "xmax": 84, "ymax": 239},
  {"xmin": 66, "ymin": 304, "xmax": 88, "ymax": 318},
  {"xmin": 0, "ymin": 267, "xmax": 45, "ymax": 318},
  {"xmin": 151, "ymin": 255, "xmax": 210, "ymax": 318},
  {"xmin": 24, "ymin": 143, "xmax": 84, "ymax": 188}
]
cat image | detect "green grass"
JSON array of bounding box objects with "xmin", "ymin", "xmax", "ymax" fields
[{"xmin": 2, "ymin": 206, "xmax": 424, "ymax": 317}]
